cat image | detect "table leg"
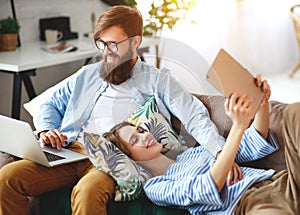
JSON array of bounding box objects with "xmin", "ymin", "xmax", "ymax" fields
[
  {"xmin": 11, "ymin": 70, "xmax": 36, "ymax": 119},
  {"xmin": 11, "ymin": 73, "xmax": 22, "ymax": 119},
  {"xmin": 23, "ymin": 71, "xmax": 37, "ymax": 100}
]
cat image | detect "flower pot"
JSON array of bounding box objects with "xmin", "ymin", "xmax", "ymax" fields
[{"xmin": 0, "ymin": 33, "xmax": 18, "ymax": 51}]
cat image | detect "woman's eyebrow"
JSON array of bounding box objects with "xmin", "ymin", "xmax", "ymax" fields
[{"xmin": 137, "ymin": 126, "xmax": 145, "ymax": 132}]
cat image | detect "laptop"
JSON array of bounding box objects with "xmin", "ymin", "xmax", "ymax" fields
[
  {"xmin": 0, "ymin": 115, "xmax": 88, "ymax": 167},
  {"xmin": 206, "ymin": 48, "xmax": 265, "ymax": 118}
]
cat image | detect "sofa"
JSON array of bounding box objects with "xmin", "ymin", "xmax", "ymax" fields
[{"xmin": 0, "ymin": 94, "xmax": 288, "ymax": 215}]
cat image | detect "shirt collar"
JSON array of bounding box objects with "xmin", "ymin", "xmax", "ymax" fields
[{"xmin": 132, "ymin": 57, "xmax": 142, "ymax": 77}]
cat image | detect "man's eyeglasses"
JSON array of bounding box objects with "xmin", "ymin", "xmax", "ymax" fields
[{"xmin": 95, "ymin": 38, "xmax": 131, "ymax": 53}]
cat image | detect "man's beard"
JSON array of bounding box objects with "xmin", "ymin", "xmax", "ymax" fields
[{"xmin": 100, "ymin": 48, "xmax": 135, "ymax": 85}]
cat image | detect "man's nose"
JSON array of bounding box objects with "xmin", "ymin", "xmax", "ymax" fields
[{"xmin": 103, "ymin": 46, "xmax": 112, "ymax": 55}]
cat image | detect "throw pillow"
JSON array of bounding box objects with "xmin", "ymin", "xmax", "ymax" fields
[
  {"xmin": 23, "ymin": 72, "xmax": 77, "ymax": 117},
  {"xmin": 127, "ymin": 96, "xmax": 188, "ymax": 154},
  {"xmin": 84, "ymin": 132, "xmax": 152, "ymax": 201}
]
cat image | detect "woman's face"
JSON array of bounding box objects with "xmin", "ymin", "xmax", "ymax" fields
[{"xmin": 117, "ymin": 125, "xmax": 162, "ymax": 161}]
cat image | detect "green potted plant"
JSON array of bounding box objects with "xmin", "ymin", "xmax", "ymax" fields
[{"xmin": 0, "ymin": 16, "xmax": 21, "ymax": 51}]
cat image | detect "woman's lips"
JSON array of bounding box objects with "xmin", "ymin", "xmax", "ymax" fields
[{"xmin": 147, "ymin": 139, "xmax": 157, "ymax": 148}]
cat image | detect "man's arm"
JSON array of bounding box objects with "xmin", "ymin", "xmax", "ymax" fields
[
  {"xmin": 34, "ymin": 79, "xmax": 75, "ymax": 134},
  {"xmin": 153, "ymin": 69, "xmax": 225, "ymax": 155},
  {"xmin": 34, "ymin": 69, "xmax": 80, "ymax": 149}
]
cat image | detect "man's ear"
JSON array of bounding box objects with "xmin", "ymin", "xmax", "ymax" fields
[{"xmin": 131, "ymin": 36, "xmax": 141, "ymax": 50}]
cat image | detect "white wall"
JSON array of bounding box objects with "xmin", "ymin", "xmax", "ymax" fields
[
  {"xmin": 0, "ymin": 0, "xmax": 109, "ymax": 124},
  {"xmin": 158, "ymin": 0, "xmax": 299, "ymax": 94},
  {"xmin": 1, "ymin": 0, "xmax": 298, "ymax": 124},
  {"xmin": 0, "ymin": 0, "xmax": 109, "ymax": 43}
]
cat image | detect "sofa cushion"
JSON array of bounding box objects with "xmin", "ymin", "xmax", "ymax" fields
[
  {"xmin": 242, "ymin": 101, "xmax": 287, "ymax": 171},
  {"xmin": 193, "ymin": 94, "xmax": 232, "ymax": 138},
  {"xmin": 171, "ymin": 94, "xmax": 232, "ymax": 148},
  {"xmin": 23, "ymin": 72, "xmax": 77, "ymax": 118},
  {"xmin": 36, "ymin": 187, "xmax": 189, "ymax": 215}
]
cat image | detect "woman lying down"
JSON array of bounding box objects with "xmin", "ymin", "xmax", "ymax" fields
[{"xmin": 103, "ymin": 91, "xmax": 300, "ymax": 215}]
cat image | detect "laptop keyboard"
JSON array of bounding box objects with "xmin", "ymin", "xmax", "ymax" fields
[{"xmin": 43, "ymin": 151, "xmax": 65, "ymax": 162}]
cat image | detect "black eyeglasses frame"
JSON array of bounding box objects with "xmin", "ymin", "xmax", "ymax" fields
[{"xmin": 94, "ymin": 37, "xmax": 132, "ymax": 53}]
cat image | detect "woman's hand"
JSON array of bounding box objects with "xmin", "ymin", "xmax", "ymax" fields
[
  {"xmin": 211, "ymin": 95, "xmax": 254, "ymax": 192},
  {"xmin": 216, "ymin": 152, "xmax": 243, "ymax": 186},
  {"xmin": 253, "ymin": 74, "xmax": 271, "ymax": 139},
  {"xmin": 225, "ymin": 93, "xmax": 254, "ymax": 130},
  {"xmin": 255, "ymin": 74, "xmax": 271, "ymax": 106},
  {"xmin": 39, "ymin": 129, "xmax": 68, "ymax": 150},
  {"xmin": 227, "ymin": 162, "xmax": 243, "ymax": 186}
]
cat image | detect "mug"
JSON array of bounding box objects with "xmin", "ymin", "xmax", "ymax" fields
[{"xmin": 45, "ymin": 29, "xmax": 63, "ymax": 45}]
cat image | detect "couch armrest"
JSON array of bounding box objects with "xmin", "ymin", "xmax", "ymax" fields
[{"xmin": 0, "ymin": 152, "xmax": 19, "ymax": 168}]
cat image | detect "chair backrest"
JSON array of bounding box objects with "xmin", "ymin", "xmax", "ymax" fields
[{"xmin": 290, "ymin": 5, "xmax": 300, "ymax": 46}]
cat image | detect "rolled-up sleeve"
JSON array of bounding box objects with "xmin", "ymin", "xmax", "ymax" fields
[
  {"xmin": 235, "ymin": 125, "xmax": 279, "ymax": 163},
  {"xmin": 143, "ymin": 171, "xmax": 226, "ymax": 208}
]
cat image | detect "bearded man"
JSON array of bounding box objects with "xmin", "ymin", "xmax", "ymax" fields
[{"xmin": 0, "ymin": 5, "xmax": 232, "ymax": 215}]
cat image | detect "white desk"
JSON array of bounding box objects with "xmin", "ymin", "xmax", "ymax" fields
[
  {"xmin": 0, "ymin": 38, "xmax": 98, "ymax": 119},
  {"xmin": 0, "ymin": 36, "xmax": 160, "ymax": 119},
  {"xmin": 0, "ymin": 38, "xmax": 98, "ymax": 72}
]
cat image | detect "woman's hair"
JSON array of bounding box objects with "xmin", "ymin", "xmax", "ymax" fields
[
  {"xmin": 103, "ymin": 121, "xmax": 134, "ymax": 157},
  {"xmin": 94, "ymin": 5, "xmax": 143, "ymax": 41}
]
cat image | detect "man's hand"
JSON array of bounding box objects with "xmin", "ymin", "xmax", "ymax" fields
[{"xmin": 39, "ymin": 129, "xmax": 68, "ymax": 150}]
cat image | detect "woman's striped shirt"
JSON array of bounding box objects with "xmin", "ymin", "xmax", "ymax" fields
[{"xmin": 143, "ymin": 125, "xmax": 279, "ymax": 215}]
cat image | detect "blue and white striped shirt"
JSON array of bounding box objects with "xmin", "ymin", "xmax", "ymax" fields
[{"xmin": 143, "ymin": 125, "xmax": 279, "ymax": 215}]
